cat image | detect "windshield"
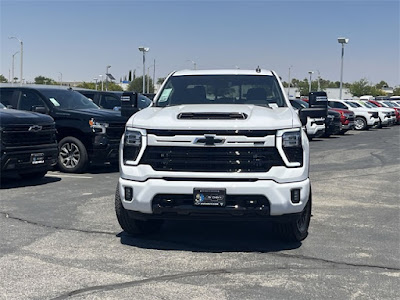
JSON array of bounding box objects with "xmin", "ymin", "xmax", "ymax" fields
[
  {"xmin": 156, "ymin": 75, "xmax": 286, "ymax": 107},
  {"xmin": 383, "ymin": 101, "xmax": 398, "ymax": 107},
  {"xmin": 39, "ymin": 89, "xmax": 100, "ymax": 110},
  {"xmin": 361, "ymin": 101, "xmax": 374, "ymax": 108},
  {"xmin": 344, "ymin": 101, "xmax": 359, "ymax": 108}
]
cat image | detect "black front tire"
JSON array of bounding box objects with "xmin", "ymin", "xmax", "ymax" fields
[
  {"xmin": 19, "ymin": 170, "xmax": 47, "ymax": 180},
  {"xmin": 354, "ymin": 117, "xmax": 367, "ymax": 130},
  {"xmin": 115, "ymin": 186, "xmax": 163, "ymax": 235},
  {"xmin": 275, "ymin": 192, "xmax": 312, "ymax": 242},
  {"xmin": 57, "ymin": 136, "xmax": 88, "ymax": 173}
]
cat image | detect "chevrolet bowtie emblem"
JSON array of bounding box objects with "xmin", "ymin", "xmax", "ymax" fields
[
  {"xmin": 194, "ymin": 135, "xmax": 225, "ymax": 146},
  {"xmin": 28, "ymin": 125, "xmax": 42, "ymax": 132}
]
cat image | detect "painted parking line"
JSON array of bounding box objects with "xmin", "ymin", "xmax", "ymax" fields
[{"xmin": 46, "ymin": 172, "xmax": 93, "ymax": 179}]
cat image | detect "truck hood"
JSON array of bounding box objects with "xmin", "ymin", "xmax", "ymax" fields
[
  {"xmin": 0, "ymin": 108, "xmax": 54, "ymax": 126},
  {"xmin": 126, "ymin": 105, "xmax": 298, "ymax": 130},
  {"xmin": 53, "ymin": 108, "xmax": 128, "ymax": 123}
]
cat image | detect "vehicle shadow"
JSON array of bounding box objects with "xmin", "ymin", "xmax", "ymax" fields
[
  {"xmin": 117, "ymin": 220, "xmax": 301, "ymax": 253},
  {"xmin": 0, "ymin": 175, "xmax": 61, "ymax": 189}
]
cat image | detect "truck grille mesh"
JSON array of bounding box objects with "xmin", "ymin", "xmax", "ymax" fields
[
  {"xmin": 2, "ymin": 124, "xmax": 56, "ymax": 147},
  {"xmin": 140, "ymin": 146, "xmax": 285, "ymax": 172}
]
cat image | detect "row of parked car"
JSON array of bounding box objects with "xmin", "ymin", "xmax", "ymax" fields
[
  {"xmin": 0, "ymin": 82, "xmax": 399, "ymax": 179},
  {"xmin": 0, "ymin": 84, "xmax": 152, "ymax": 179},
  {"xmin": 290, "ymin": 97, "xmax": 399, "ymax": 140}
]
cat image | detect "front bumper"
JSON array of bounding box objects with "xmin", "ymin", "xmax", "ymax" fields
[
  {"xmin": 118, "ymin": 177, "xmax": 310, "ymax": 218},
  {"xmin": 1, "ymin": 145, "xmax": 58, "ymax": 175},
  {"xmin": 89, "ymin": 134, "xmax": 120, "ymax": 164}
]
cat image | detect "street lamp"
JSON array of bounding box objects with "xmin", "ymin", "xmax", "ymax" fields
[
  {"xmin": 338, "ymin": 37, "xmax": 349, "ymax": 99},
  {"xmin": 59, "ymin": 72, "xmax": 63, "ymax": 86},
  {"xmin": 106, "ymin": 65, "xmax": 111, "ymax": 91},
  {"xmin": 287, "ymin": 65, "xmax": 293, "ymax": 98},
  {"xmin": 138, "ymin": 46, "xmax": 150, "ymax": 93},
  {"xmin": 308, "ymin": 71, "xmax": 314, "ymax": 93},
  {"xmin": 147, "ymin": 64, "xmax": 154, "ymax": 93},
  {"xmin": 186, "ymin": 60, "xmax": 197, "ymax": 70},
  {"xmin": 9, "ymin": 36, "xmax": 23, "ymax": 85},
  {"xmin": 11, "ymin": 51, "xmax": 19, "ymax": 85},
  {"xmin": 99, "ymin": 74, "xmax": 103, "ymax": 91}
]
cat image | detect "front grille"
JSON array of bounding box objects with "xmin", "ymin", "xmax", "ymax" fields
[
  {"xmin": 106, "ymin": 123, "xmax": 125, "ymax": 140},
  {"xmin": 140, "ymin": 146, "xmax": 284, "ymax": 172},
  {"xmin": 371, "ymin": 112, "xmax": 379, "ymax": 118},
  {"xmin": 2, "ymin": 124, "xmax": 56, "ymax": 147}
]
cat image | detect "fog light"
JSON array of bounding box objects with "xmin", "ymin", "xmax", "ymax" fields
[
  {"xmin": 124, "ymin": 187, "xmax": 133, "ymax": 201},
  {"xmin": 291, "ymin": 189, "xmax": 301, "ymax": 204}
]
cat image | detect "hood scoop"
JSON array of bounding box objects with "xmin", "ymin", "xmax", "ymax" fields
[{"xmin": 177, "ymin": 112, "xmax": 248, "ymax": 120}]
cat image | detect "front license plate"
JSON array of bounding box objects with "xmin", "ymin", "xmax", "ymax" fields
[
  {"xmin": 193, "ymin": 188, "xmax": 226, "ymax": 206},
  {"xmin": 31, "ymin": 153, "xmax": 45, "ymax": 165}
]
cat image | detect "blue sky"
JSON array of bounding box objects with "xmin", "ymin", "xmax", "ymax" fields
[{"xmin": 1, "ymin": 0, "xmax": 399, "ymax": 86}]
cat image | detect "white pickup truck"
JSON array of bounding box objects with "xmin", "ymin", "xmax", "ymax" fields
[{"xmin": 116, "ymin": 69, "xmax": 325, "ymax": 242}]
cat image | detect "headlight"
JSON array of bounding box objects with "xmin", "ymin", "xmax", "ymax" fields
[
  {"xmin": 89, "ymin": 118, "xmax": 109, "ymax": 133},
  {"xmin": 123, "ymin": 129, "xmax": 144, "ymax": 165},
  {"xmin": 280, "ymin": 129, "xmax": 303, "ymax": 166},
  {"xmin": 282, "ymin": 131, "xmax": 301, "ymax": 147}
]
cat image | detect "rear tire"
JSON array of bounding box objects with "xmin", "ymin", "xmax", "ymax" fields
[
  {"xmin": 275, "ymin": 192, "xmax": 312, "ymax": 242},
  {"xmin": 58, "ymin": 136, "xmax": 88, "ymax": 173},
  {"xmin": 115, "ymin": 186, "xmax": 163, "ymax": 235}
]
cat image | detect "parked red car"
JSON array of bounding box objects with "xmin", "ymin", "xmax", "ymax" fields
[{"xmin": 328, "ymin": 107, "xmax": 355, "ymax": 134}]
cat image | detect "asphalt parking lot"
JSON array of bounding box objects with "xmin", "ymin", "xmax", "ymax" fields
[{"xmin": 0, "ymin": 126, "xmax": 399, "ymax": 300}]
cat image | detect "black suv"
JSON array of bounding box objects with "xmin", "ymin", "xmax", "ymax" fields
[
  {"xmin": 74, "ymin": 89, "xmax": 152, "ymax": 111},
  {"xmin": 0, "ymin": 103, "xmax": 58, "ymax": 179},
  {"xmin": 0, "ymin": 85, "xmax": 127, "ymax": 173}
]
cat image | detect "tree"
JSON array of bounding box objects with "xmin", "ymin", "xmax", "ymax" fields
[
  {"xmin": 127, "ymin": 76, "xmax": 154, "ymax": 93},
  {"xmin": 35, "ymin": 76, "xmax": 55, "ymax": 85},
  {"xmin": 128, "ymin": 71, "xmax": 132, "ymax": 82},
  {"xmin": 375, "ymin": 80, "xmax": 389, "ymax": 89},
  {"xmin": 157, "ymin": 77, "xmax": 166, "ymax": 85},
  {"xmin": 77, "ymin": 81, "xmax": 123, "ymax": 91},
  {"xmin": 0, "ymin": 74, "xmax": 8, "ymax": 83},
  {"xmin": 348, "ymin": 78, "xmax": 371, "ymax": 97},
  {"xmin": 393, "ymin": 87, "xmax": 400, "ymax": 96}
]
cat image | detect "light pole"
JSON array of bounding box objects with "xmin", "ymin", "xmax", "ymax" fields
[
  {"xmin": 147, "ymin": 64, "xmax": 155, "ymax": 93},
  {"xmin": 317, "ymin": 70, "xmax": 321, "ymax": 91},
  {"xmin": 287, "ymin": 65, "xmax": 292, "ymax": 98},
  {"xmin": 94, "ymin": 78, "xmax": 98, "ymax": 90},
  {"xmin": 186, "ymin": 60, "xmax": 197, "ymax": 70},
  {"xmin": 11, "ymin": 51, "xmax": 19, "ymax": 84},
  {"xmin": 106, "ymin": 65, "xmax": 111, "ymax": 91},
  {"xmin": 138, "ymin": 46, "xmax": 149, "ymax": 93},
  {"xmin": 9, "ymin": 36, "xmax": 23, "ymax": 85},
  {"xmin": 308, "ymin": 71, "xmax": 314, "ymax": 93},
  {"xmin": 338, "ymin": 37, "xmax": 349, "ymax": 99},
  {"xmin": 59, "ymin": 72, "xmax": 63, "ymax": 86},
  {"xmin": 99, "ymin": 75, "xmax": 103, "ymax": 91}
]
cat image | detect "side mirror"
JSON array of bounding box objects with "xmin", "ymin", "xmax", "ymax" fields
[
  {"xmin": 33, "ymin": 106, "xmax": 47, "ymax": 114},
  {"xmin": 309, "ymin": 91, "xmax": 328, "ymax": 109},
  {"xmin": 120, "ymin": 92, "xmax": 139, "ymax": 118}
]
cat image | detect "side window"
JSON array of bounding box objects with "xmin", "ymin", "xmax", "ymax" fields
[
  {"xmin": 82, "ymin": 92, "xmax": 95, "ymax": 102},
  {"xmin": 100, "ymin": 95, "xmax": 121, "ymax": 109},
  {"xmin": 0, "ymin": 89, "xmax": 17, "ymax": 108},
  {"xmin": 18, "ymin": 90, "xmax": 46, "ymax": 111}
]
